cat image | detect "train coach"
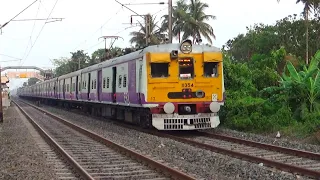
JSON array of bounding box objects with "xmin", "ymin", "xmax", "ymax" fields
[{"xmin": 18, "ymin": 39, "xmax": 225, "ymax": 130}]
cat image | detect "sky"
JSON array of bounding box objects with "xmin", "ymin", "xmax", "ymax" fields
[{"xmin": 0, "ymin": 0, "xmax": 304, "ymax": 89}]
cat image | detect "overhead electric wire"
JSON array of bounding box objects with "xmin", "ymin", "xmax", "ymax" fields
[
  {"xmin": 20, "ymin": 0, "xmax": 42, "ymax": 64},
  {"xmin": 0, "ymin": 54, "xmax": 22, "ymax": 60},
  {"xmin": 114, "ymin": 0, "xmax": 163, "ymax": 31},
  {"xmin": 0, "ymin": 0, "xmax": 39, "ymax": 29},
  {"xmin": 83, "ymin": 24, "xmax": 139, "ymax": 52},
  {"xmin": 72, "ymin": 0, "xmax": 138, "ymax": 54},
  {"xmin": 71, "ymin": 7, "xmax": 125, "ymax": 52},
  {"xmin": 0, "ymin": 59, "xmax": 21, "ymax": 62},
  {"xmin": 20, "ymin": 0, "xmax": 60, "ymax": 66}
]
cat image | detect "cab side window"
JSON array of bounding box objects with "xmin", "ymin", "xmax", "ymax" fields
[
  {"xmin": 203, "ymin": 62, "xmax": 219, "ymax": 77},
  {"xmin": 150, "ymin": 63, "xmax": 169, "ymax": 78}
]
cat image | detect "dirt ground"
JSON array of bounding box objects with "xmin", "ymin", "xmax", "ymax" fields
[{"xmin": 0, "ymin": 104, "xmax": 56, "ymax": 180}]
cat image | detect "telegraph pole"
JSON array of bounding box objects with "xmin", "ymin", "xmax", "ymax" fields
[{"xmin": 168, "ymin": 0, "xmax": 173, "ymax": 43}]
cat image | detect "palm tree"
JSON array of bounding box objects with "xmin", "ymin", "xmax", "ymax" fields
[
  {"xmin": 161, "ymin": 0, "xmax": 216, "ymax": 44},
  {"xmin": 161, "ymin": 0, "xmax": 189, "ymax": 43},
  {"xmin": 277, "ymin": 0, "xmax": 320, "ymax": 64},
  {"xmin": 129, "ymin": 14, "xmax": 165, "ymax": 47}
]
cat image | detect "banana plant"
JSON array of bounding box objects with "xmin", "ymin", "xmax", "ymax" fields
[{"xmin": 280, "ymin": 50, "xmax": 320, "ymax": 112}]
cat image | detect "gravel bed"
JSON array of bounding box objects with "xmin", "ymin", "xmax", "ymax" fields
[
  {"xmin": 204, "ymin": 127, "xmax": 320, "ymax": 154},
  {"xmin": 0, "ymin": 105, "xmax": 56, "ymax": 180},
  {"xmin": 34, "ymin": 103, "xmax": 312, "ymax": 180}
]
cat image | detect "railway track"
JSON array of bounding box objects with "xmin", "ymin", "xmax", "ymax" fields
[
  {"xmin": 17, "ymin": 98, "xmax": 320, "ymax": 179},
  {"xmin": 158, "ymin": 131, "xmax": 320, "ymax": 179},
  {"xmin": 13, "ymin": 99, "xmax": 195, "ymax": 180}
]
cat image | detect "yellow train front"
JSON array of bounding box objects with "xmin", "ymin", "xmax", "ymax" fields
[{"xmin": 144, "ymin": 40, "xmax": 225, "ymax": 130}]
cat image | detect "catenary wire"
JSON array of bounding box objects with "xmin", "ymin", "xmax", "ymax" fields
[
  {"xmin": 0, "ymin": 0, "xmax": 39, "ymax": 30},
  {"xmin": 20, "ymin": 0, "xmax": 42, "ymax": 64},
  {"xmin": 20, "ymin": 0, "xmax": 60, "ymax": 66}
]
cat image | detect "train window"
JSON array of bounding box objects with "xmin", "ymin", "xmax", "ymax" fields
[
  {"xmin": 203, "ymin": 62, "xmax": 219, "ymax": 77},
  {"xmin": 150, "ymin": 63, "xmax": 168, "ymax": 78},
  {"xmin": 118, "ymin": 75, "xmax": 122, "ymax": 88},
  {"xmin": 94, "ymin": 79, "xmax": 96, "ymax": 89},
  {"xmin": 123, "ymin": 75, "xmax": 127, "ymax": 87},
  {"xmin": 107, "ymin": 77, "xmax": 110, "ymax": 88},
  {"xmin": 178, "ymin": 58, "xmax": 194, "ymax": 79}
]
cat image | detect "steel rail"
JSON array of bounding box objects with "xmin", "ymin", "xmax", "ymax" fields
[
  {"xmin": 153, "ymin": 133, "xmax": 320, "ymax": 179},
  {"xmin": 12, "ymin": 100, "xmax": 94, "ymax": 180},
  {"xmin": 65, "ymin": 107, "xmax": 320, "ymax": 178},
  {"xmin": 197, "ymin": 131, "xmax": 320, "ymax": 160},
  {"xmin": 109, "ymin": 121, "xmax": 320, "ymax": 178},
  {"xmin": 16, "ymin": 99, "xmax": 196, "ymax": 180}
]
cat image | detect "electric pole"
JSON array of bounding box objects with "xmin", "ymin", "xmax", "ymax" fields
[
  {"xmin": 168, "ymin": 0, "xmax": 173, "ymax": 43},
  {"xmin": 145, "ymin": 14, "xmax": 151, "ymax": 46},
  {"xmin": 98, "ymin": 36, "xmax": 124, "ymax": 61}
]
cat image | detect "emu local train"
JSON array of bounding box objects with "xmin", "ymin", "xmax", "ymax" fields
[{"xmin": 18, "ymin": 39, "xmax": 225, "ymax": 130}]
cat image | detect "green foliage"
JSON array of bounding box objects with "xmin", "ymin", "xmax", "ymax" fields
[
  {"xmin": 129, "ymin": 14, "xmax": 166, "ymax": 47},
  {"xmin": 224, "ymin": 14, "xmax": 320, "ymax": 61},
  {"xmin": 53, "ymin": 47, "xmax": 136, "ymax": 76},
  {"xmin": 28, "ymin": 77, "xmax": 40, "ymax": 86},
  {"xmin": 223, "ymin": 48, "xmax": 320, "ymax": 137},
  {"xmin": 220, "ymin": 52, "xmax": 293, "ymax": 133},
  {"xmin": 160, "ymin": 0, "xmax": 216, "ymax": 43}
]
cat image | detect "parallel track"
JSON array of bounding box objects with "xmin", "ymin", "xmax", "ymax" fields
[
  {"xmin": 159, "ymin": 132, "xmax": 320, "ymax": 179},
  {"xmin": 17, "ymin": 98, "xmax": 320, "ymax": 179},
  {"xmin": 13, "ymin": 99, "xmax": 195, "ymax": 180}
]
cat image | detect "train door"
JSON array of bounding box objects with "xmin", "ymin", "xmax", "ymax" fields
[
  {"xmin": 87, "ymin": 73, "xmax": 91, "ymax": 100},
  {"xmin": 78, "ymin": 75, "xmax": 82, "ymax": 100},
  {"xmin": 54, "ymin": 82, "xmax": 56, "ymax": 98},
  {"xmin": 76, "ymin": 76, "xmax": 79, "ymax": 100},
  {"xmin": 70, "ymin": 78, "xmax": 73, "ymax": 99},
  {"xmin": 137, "ymin": 60, "xmax": 143, "ymax": 104},
  {"xmin": 63, "ymin": 79, "xmax": 66, "ymax": 99},
  {"xmin": 112, "ymin": 67, "xmax": 117, "ymax": 103},
  {"xmin": 97, "ymin": 70, "xmax": 102, "ymax": 101}
]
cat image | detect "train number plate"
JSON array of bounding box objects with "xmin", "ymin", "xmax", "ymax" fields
[{"xmin": 181, "ymin": 83, "xmax": 194, "ymax": 88}]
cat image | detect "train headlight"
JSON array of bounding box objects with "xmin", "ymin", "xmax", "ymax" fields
[
  {"xmin": 209, "ymin": 102, "xmax": 220, "ymax": 113},
  {"xmin": 164, "ymin": 102, "xmax": 175, "ymax": 114},
  {"xmin": 180, "ymin": 39, "xmax": 192, "ymax": 54}
]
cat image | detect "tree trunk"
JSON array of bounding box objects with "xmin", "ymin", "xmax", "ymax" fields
[{"xmin": 306, "ymin": 12, "xmax": 309, "ymax": 65}]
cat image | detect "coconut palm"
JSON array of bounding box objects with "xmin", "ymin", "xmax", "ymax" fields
[
  {"xmin": 129, "ymin": 14, "xmax": 165, "ymax": 47},
  {"xmin": 160, "ymin": 0, "xmax": 189, "ymax": 42},
  {"xmin": 161, "ymin": 0, "xmax": 216, "ymax": 44},
  {"xmin": 277, "ymin": 0, "xmax": 320, "ymax": 64}
]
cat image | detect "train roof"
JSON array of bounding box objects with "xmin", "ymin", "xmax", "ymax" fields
[
  {"xmin": 58, "ymin": 69, "xmax": 82, "ymax": 80},
  {"xmin": 82, "ymin": 43, "xmax": 221, "ymax": 73},
  {"xmin": 19, "ymin": 42, "xmax": 222, "ymax": 87}
]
